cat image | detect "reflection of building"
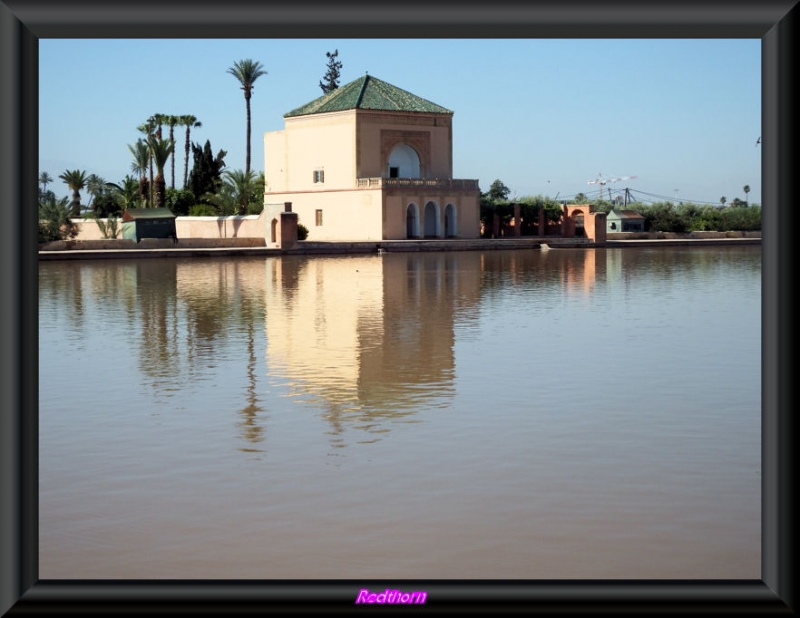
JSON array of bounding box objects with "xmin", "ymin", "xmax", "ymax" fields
[
  {"xmin": 264, "ymin": 253, "xmax": 483, "ymax": 428},
  {"xmin": 263, "ymin": 75, "xmax": 481, "ymax": 241}
]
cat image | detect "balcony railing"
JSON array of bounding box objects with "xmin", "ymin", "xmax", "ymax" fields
[{"xmin": 356, "ymin": 177, "xmax": 479, "ymax": 190}]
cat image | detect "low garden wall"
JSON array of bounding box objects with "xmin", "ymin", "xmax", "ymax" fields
[{"xmin": 69, "ymin": 212, "xmax": 267, "ymax": 241}]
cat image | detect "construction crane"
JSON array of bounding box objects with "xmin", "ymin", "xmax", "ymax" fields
[{"xmin": 587, "ymin": 173, "xmax": 637, "ymax": 202}]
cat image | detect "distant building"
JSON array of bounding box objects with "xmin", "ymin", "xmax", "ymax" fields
[
  {"xmin": 263, "ymin": 75, "xmax": 481, "ymax": 241},
  {"xmin": 607, "ymin": 209, "xmax": 645, "ymax": 233}
]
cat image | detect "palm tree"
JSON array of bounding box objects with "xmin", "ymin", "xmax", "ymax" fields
[
  {"xmin": 149, "ymin": 136, "xmax": 174, "ymax": 209},
  {"xmin": 39, "ymin": 194, "xmax": 77, "ymax": 242},
  {"xmin": 743, "ymin": 185, "xmax": 750, "ymax": 207},
  {"xmin": 58, "ymin": 169, "xmax": 88, "ymax": 216},
  {"xmin": 152, "ymin": 113, "xmax": 168, "ymax": 140},
  {"xmin": 138, "ymin": 118, "xmax": 157, "ymax": 204},
  {"xmin": 106, "ymin": 175, "xmax": 141, "ymax": 212},
  {"xmin": 39, "ymin": 171, "xmax": 53, "ymax": 194},
  {"xmin": 128, "ymin": 139, "xmax": 151, "ymax": 206},
  {"xmin": 720, "ymin": 196, "xmax": 726, "ymax": 207},
  {"xmin": 179, "ymin": 115, "xmax": 202, "ymax": 189},
  {"xmin": 223, "ymin": 169, "xmax": 260, "ymax": 215},
  {"xmin": 227, "ymin": 59, "xmax": 267, "ymax": 175},
  {"xmin": 85, "ymin": 174, "xmax": 108, "ymax": 211},
  {"xmin": 167, "ymin": 115, "xmax": 180, "ymax": 190}
]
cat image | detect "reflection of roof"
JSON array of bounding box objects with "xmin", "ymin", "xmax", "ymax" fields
[
  {"xmin": 123, "ymin": 208, "xmax": 175, "ymax": 221},
  {"xmin": 609, "ymin": 209, "xmax": 644, "ymax": 219},
  {"xmin": 284, "ymin": 75, "xmax": 453, "ymax": 118}
]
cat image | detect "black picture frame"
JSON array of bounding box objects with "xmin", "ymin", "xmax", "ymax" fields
[{"xmin": 1, "ymin": 1, "xmax": 795, "ymax": 614}]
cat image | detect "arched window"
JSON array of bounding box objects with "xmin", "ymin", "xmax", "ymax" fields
[{"xmin": 387, "ymin": 144, "xmax": 421, "ymax": 179}]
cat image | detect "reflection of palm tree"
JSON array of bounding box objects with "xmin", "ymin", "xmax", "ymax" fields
[
  {"xmin": 135, "ymin": 261, "xmax": 180, "ymax": 388},
  {"xmin": 237, "ymin": 314, "xmax": 265, "ymax": 449}
]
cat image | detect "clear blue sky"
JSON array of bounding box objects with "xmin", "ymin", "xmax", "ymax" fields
[{"xmin": 39, "ymin": 38, "xmax": 761, "ymax": 206}]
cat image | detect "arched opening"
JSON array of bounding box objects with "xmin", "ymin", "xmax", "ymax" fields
[
  {"xmin": 444, "ymin": 203, "xmax": 457, "ymax": 238},
  {"xmin": 423, "ymin": 201, "xmax": 439, "ymax": 238},
  {"xmin": 406, "ymin": 203, "xmax": 420, "ymax": 239},
  {"xmin": 387, "ymin": 144, "xmax": 421, "ymax": 179},
  {"xmin": 270, "ymin": 218, "xmax": 278, "ymax": 243},
  {"xmin": 574, "ymin": 212, "xmax": 585, "ymax": 237}
]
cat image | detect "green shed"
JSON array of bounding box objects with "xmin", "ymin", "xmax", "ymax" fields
[
  {"xmin": 607, "ymin": 209, "xmax": 645, "ymax": 233},
  {"xmin": 122, "ymin": 208, "xmax": 177, "ymax": 242}
]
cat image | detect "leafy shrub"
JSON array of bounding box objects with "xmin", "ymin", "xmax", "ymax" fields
[
  {"xmin": 297, "ymin": 223, "xmax": 309, "ymax": 240},
  {"xmin": 188, "ymin": 204, "xmax": 221, "ymax": 216},
  {"xmin": 165, "ymin": 188, "xmax": 196, "ymax": 216}
]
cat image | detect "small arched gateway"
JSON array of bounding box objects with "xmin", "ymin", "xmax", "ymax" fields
[{"xmin": 562, "ymin": 204, "xmax": 607, "ymax": 245}]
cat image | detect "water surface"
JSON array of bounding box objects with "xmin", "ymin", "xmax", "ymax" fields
[{"xmin": 39, "ymin": 246, "xmax": 761, "ymax": 579}]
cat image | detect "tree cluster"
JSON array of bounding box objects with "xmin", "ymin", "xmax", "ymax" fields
[{"xmin": 478, "ymin": 179, "xmax": 761, "ymax": 237}]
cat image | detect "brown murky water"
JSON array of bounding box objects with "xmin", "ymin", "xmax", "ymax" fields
[{"xmin": 38, "ymin": 246, "xmax": 761, "ymax": 579}]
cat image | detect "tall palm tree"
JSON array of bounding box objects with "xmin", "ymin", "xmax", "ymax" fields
[
  {"xmin": 227, "ymin": 59, "xmax": 267, "ymax": 175},
  {"xmin": 39, "ymin": 171, "xmax": 53, "ymax": 194},
  {"xmin": 720, "ymin": 196, "xmax": 726, "ymax": 207},
  {"xmin": 167, "ymin": 115, "xmax": 180, "ymax": 190},
  {"xmin": 179, "ymin": 115, "xmax": 202, "ymax": 189},
  {"xmin": 149, "ymin": 136, "xmax": 174, "ymax": 209},
  {"xmin": 743, "ymin": 184, "xmax": 750, "ymax": 207},
  {"xmin": 138, "ymin": 118, "xmax": 157, "ymax": 205},
  {"xmin": 58, "ymin": 169, "xmax": 88, "ymax": 216},
  {"xmin": 128, "ymin": 139, "xmax": 151, "ymax": 207},
  {"xmin": 152, "ymin": 113, "xmax": 168, "ymax": 140}
]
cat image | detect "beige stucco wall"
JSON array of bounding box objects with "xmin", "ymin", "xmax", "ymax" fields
[
  {"xmin": 69, "ymin": 213, "xmax": 267, "ymax": 241},
  {"xmin": 264, "ymin": 189, "xmax": 385, "ymax": 241},
  {"xmin": 262, "ymin": 104, "xmax": 479, "ymax": 241},
  {"xmin": 355, "ymin": 111, "xmax": 453, "ymax": 178},
  {"xmin": 264, "ymin": 130, "xmax": 287, "ymax": 193},
  {"xmin": 265, "ymin": 111, "xmax": 358, "ymax": 194}
]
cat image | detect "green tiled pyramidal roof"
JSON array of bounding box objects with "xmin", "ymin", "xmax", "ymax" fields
[{"xmin": 284, "ymin": 75, "xmax": 453, "ymax": 118}]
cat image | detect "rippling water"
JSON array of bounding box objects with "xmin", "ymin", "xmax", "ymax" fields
[{"xmin": 38, "ymin": 246, "xmax": 761, "ymax": 579}]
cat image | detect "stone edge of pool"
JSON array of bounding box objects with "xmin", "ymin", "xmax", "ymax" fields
[{"xmin": 38, "ymin": 236, "xmax": 762, "ymax": 260}]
